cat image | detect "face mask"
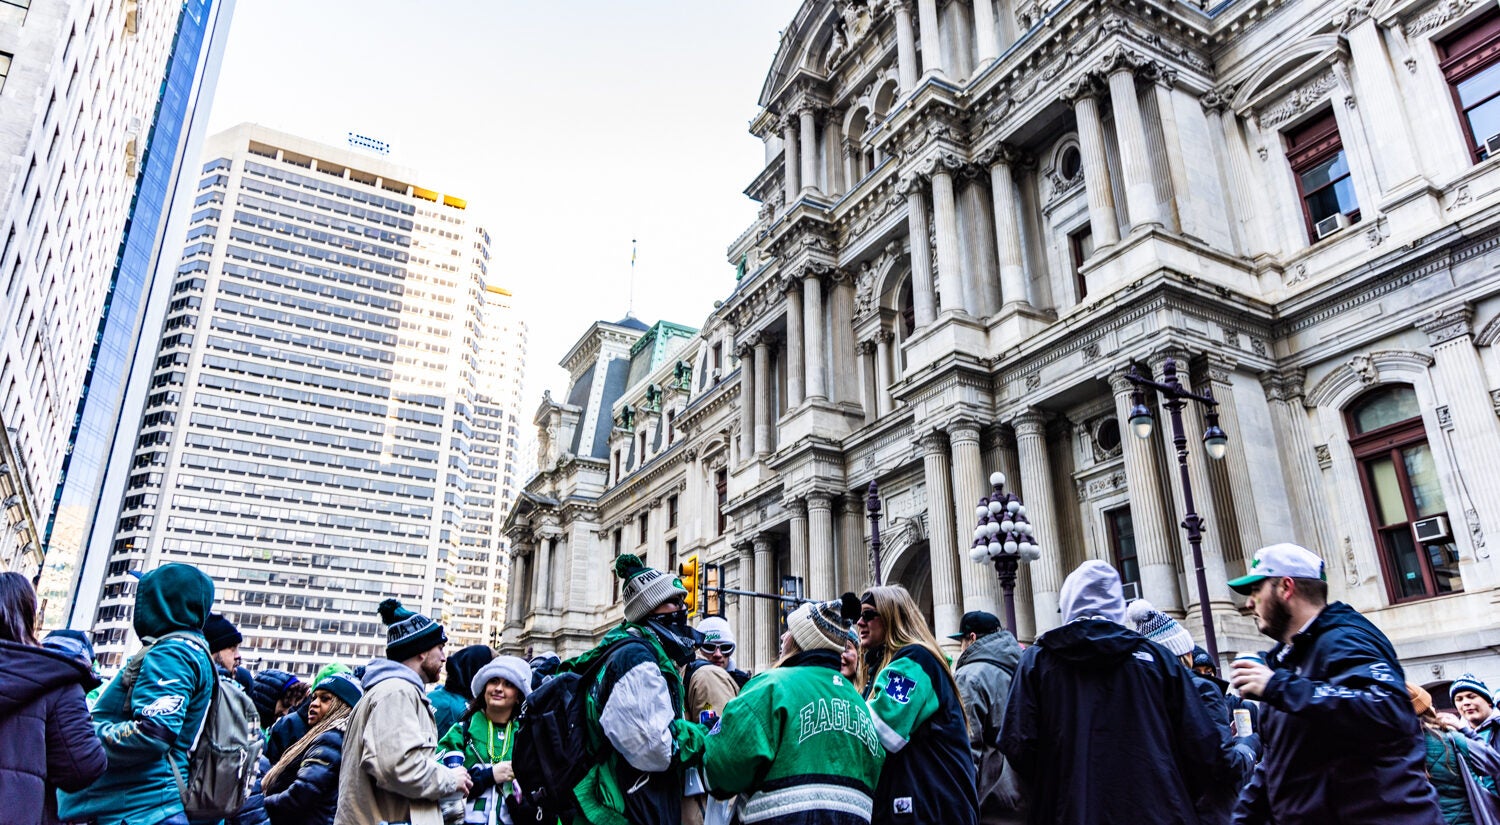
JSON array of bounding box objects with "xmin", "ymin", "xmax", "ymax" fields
[{"xmin": 645, "ymin": 608, "xmax": 701, "ymax": 666}]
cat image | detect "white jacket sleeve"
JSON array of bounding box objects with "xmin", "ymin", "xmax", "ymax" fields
[{"xmin": 597, "ymin": 660, "xmax": 676, "ymax": 773}]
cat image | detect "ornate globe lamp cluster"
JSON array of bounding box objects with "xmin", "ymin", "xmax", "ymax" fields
[{"xmin": 969, "ymin": 471, "xmax": 1039, "ymax": 634}]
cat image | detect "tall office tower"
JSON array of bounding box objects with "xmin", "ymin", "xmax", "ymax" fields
[
  {"xmin": 0, "ymin": 0, "xmax": 234, "ymax": 588},
  {"xmin": 449, "ymin": 282, "xmax": 526, "ymax": 649},
  {"xmin": 86, "ymin": 124, "xmax": 497, "ymax": 673}
]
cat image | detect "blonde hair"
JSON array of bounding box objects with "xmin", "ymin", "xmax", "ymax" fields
[
  {"xmin": 860, "ymin": 585, "xmax": 961, "ymax": 700},
  {"xmin": 261, "ymin": 693, "xmax": 352, "ymax": 794}
]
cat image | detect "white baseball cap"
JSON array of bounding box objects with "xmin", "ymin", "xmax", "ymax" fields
[{"xmin": 1228, "ymin": 543, "xmax": 1326, "ymax": 594}]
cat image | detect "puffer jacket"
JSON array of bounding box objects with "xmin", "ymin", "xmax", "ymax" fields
[
  {"xmin": 0, "ymin": 640, "xmax": 107, "ymax": 825},
  {"xmin": 333, "ymin": 659, "xmax": 459, "ymax": 825},
  {"xmin": 1232, "ymin": 602, "xmax": 1444, "ymax": 825},
  {"xmin": 954, "ymin": 630, "xmax": 1024, "ymax": 825},
  {"xmin": 58, "ymin": 563, "xmax": 216, "ymax": 825},
  {"xmin": 264, "ymin": 725, "xmax": 346, "ymax": 825},
  {"xmin": 252, "ymin": 669, "xmax": 300, "ymax": 731},
  {"xmin": 265, "ymin": 702, "xmax": 310, "ymax": 764}
]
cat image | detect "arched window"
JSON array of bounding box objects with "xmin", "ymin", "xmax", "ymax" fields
[{"xmin": 1346, "ymin": 385, "xmax": 1462, "ymax": 602}]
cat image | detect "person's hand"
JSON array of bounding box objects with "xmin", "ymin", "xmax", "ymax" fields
[
  {"xmin": 449, "ymin": 766, "xmax": 473, "ymax": 795},
  {"xmin": 492, "ymin": 761, "xmax": 515, "ymax": 783},
  {"xmin": 1438, "ymin": 711, "xmax": 1468, "ymax": 731},
  {"xmin": 1229, "ymin": 660, "xmax": 1274, "ymax": 700}
]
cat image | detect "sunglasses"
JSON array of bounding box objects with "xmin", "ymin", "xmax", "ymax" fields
[
  {"xmin": 698, "ymin": 642, "xmax": 735, "ymax": 654},
  {"xmin": 857, "ymin": 610, "xmax": 880, "ymax": 624}
]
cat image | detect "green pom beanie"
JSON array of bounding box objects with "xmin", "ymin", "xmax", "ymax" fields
[{"xmin": 615, "ymin": 554, "xmax": 688, "ymax": 623}]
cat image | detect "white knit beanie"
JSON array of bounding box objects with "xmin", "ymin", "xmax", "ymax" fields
[
  {"xmin": 788, "ymin": 600, "xmax": 856, "ymax": 653},
  {"xmin": 470, "ymin": 655, "xmax": 534, "ymax": 700},
  {"xmin": 697, "ymin": 616, "xmax": 736, "ymax": 646},
  {"xmin": 1124, "ymin": 599, "xmax": 1196, "ymax": 657}
]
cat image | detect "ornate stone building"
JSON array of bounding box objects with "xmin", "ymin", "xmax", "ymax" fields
[{"xmin": 508, "ymin": 0, "xmax": 1500, "ymax": 683}]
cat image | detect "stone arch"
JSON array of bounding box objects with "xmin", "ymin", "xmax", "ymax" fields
[
  {"xmin": 871, "ymin": 76, "xmax": 901, "ymax": 120},
  {"xmin": 884, "ymin": 537, "xmax": 935, "ymax": 631},
  {"xmin": 843, "ymin": 104, "xmax": 872, "ymax": 143},
  {"xmin": 1475, "ymin": 311, "xmax": 1500, "ymax": 346},
  {"xmin": 1304, "ymin": 350, "xmax": 1436, "ymax": 410},
  {"xmin": 1230, "ymin": 35, "xmax": 1343, "ymax": 113}
]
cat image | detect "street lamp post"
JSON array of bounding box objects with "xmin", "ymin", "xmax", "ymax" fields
[
  {"xmin": 1123, "ymin": 356, "xmax": 1230, "ymax": 664},
  {"xmin": 867, "ymin": 480, "xmax": 883, "ymax": 586},
  {"xmin": 968, "ymin": 471, "xmax": 1040, "ymax": 635}
]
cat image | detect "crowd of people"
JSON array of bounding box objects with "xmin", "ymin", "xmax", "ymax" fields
[{"xmin": 3, "ymin": 541, "xmax": 1500, "ymax": 825}]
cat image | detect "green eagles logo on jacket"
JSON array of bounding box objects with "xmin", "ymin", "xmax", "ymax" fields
[{"xmin": 796, "ymin": 696, "xmax": 882, "ymax": 756}]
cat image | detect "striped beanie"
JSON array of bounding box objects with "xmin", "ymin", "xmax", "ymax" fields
[
  {"xmin": 1451, "ymin": 673, "xmax": 1493, "ymax": 705},
  {"xmin": 1124, "ymin": 599, "xmax": 1195, "ymax": 657},
  {"xmin": 788, "ymin": 598, "xmax": 857, "ymax": 653},
  {"xmin": 378, "ymin": 598, "xmax": 446, "ymax": 661},
  {"xmin": 616, "ymin": 554, "xmax": 688, "ymax": 624}
]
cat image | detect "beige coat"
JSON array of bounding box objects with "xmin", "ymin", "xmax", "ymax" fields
[{"xmin": 335, "ymin": 660, "xmax": 461, "ymax": 825}]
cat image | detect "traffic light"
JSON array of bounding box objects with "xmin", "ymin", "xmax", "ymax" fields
[{"xmin": 678, "ymin": 555, "xmax": 700, "ymax": 616}]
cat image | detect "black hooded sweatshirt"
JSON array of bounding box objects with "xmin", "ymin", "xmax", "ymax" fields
[
  {"xmin": 1000, "ymin": 619, "xmax": 1225, "ymax": 825},
  {"xmin": 0, "ymin": 640, "xmax": 107, "ymax": 825}
]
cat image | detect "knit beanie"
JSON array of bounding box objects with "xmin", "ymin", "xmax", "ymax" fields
[
  {"xmin": 378, "ymin": 598, "xmax": 446, "ymax": 661},
  {"xmin": 1124, "ymin": 599, "xmax": 1195, "ymax": 657},
  {"xmin": 1410, "ymin": 682, "xmax": 1434, "ymax": 715},
  {"xmin": 697, "ymin": 616, "xmax": 736, "ymax": 646},
  {"xmin": 788, "ymin": 597, "xmax": 858, "ymax": 654},
  {"xmin": 615, "ymin": 554, "xmax": 688, "ymax": 624},
  {"xmin": 313, "ymin": 661, "xmax": 352, "ymax": 687},
  {"xmin": 470, "ymin": 655, "xmax": 534, "ymax": 701},
  {"xmin": 1059, "ymin": 560, "xmax": 1126, "ymax": 625},
  {"xmin": 313, "ymin": 672, "xmax": 363, "ymax": 709},
  {"xmin": 1451, "ymin": 673, "xmax": 1494, "ymax": 705},
  {"xmin": 203, "ymin": 613, "xmax": 243, "ymax": 653}
]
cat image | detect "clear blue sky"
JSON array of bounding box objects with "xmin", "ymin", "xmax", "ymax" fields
[{"xmin": 208, "ymin": 0, "xmax": 802, "ymax": 413}]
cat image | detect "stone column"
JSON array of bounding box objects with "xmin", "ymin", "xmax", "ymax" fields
[
  {"xmin": 959, "ymin": 170, "xmax": 999, "ymax": 316},
  {"xmin": 752, "ymin": 535, "xmax": 775, "ymax": 670},
  {"xmin": 800, "ymin": 106, "xmax": 821, "ymax": 196},
  {"xmin": 904, "ymin": 178, "xmax": 938, "ymax": 326},
  {"xmin": 508, "ymin": 549, "xmax": 530, "ymax": 623},
  {"xmin": 917, "ymin": 0, "xmax": 943, "ymax": 78},
  {"xmin": 1150, "ymin": 353, "xmax": 1233, "ymax": 611},
  {"xmin": 808, "ymin": 492, "xmax": 837, "ymax": 600},
  {"xmin": 1201, "ymin": 92, "xmax": 1250, "ymax": 256},
  {"xmin": 972, "ymin": 0, "xmax": 998, "ymax": 64},
  {"xmin": 951, "ymin": 421, "xmax": 1003, "ymax": 611},
  {"xmin": 1347, "ymin": 19, "xmax": 1419, "ymax": 192},
  {"xmin": 919, "ymin": 429, "xmax": 963, "ymax": 638},
  {"xmin": 857, "ymin": 340, "xmax": 876, "ymax": 420},
  {"xmin": 1259, "ymin": 370, "xmax": 1331, "ymax": 558},
  {"xmin": 875, "ymin": 330, "xmax": 894, "ymax": 415},
  {"xmin": 930, "ymin": 161, "xmax": 966, "ymax": 316},
  {"xmin": 782, "ymin": 115, "xmax": 800, "ymax": 206},
  {"xmin": 737, "ymin": 541, "xmax": 755, "ymax": 661},
  {"xmin": 789, "ymin": 497, "xmax": 810, "ymax": 592},
  {"xmin": 1066, "ymin": 80, "xmax": 1121, "ymax": 247},
  {"xmin": 1204, "ymin": 357, "xmax": 1262, "ymax": 559},
  {"xmin": 754, "ymin": 336, "xmax": 773, "ymax": 455},
  {"xmin": 737, "ymin": 342, "xmax": 756, "ymax": 463},
  {"xmin": 1110, "ymin": 373, "xmax": 1182, "ymax": 613},
  {"xmin": 843, "ymin": 140, "xmax": 859, "ymax": 189},
  {"xmin": 1014, "ymin": 411, "xmax": 1064, "ymax": 634},
  {"xmin": 1106, "ymin": 63, "xmax": 1163, "ymax": 230},
  {"xmin": 892, "ymin": 0, "xmax": 919, "ymax": 91},
  {"xmin": 803, "ymin": 272, "xmax": 828, "ymax": 401},
  {"xmin": 535, "ymin": 535, "xmax": 555, "ymax": 611},
  {"xmin": 1419, "ymin": 307, "xmax": 1500, "ymax": 544},
  {"xmin": 784, "ymin": 280, "xmax": 804, "ymax": 407},
  {"xmin": 824, "ymin": 117, "xmax": 844, "ymax": 196},
  {"xmin": 842, "ymin": 491, "xmax": 868, "ymax": 592},
  {"xmin": 985, "ymin": 145, "xmax": 1030, "ymax": 309}
]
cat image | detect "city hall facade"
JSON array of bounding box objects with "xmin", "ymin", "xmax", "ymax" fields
[{"xmin": 505, "ymin": 0, "xmax": 1500, "ymax": 686}]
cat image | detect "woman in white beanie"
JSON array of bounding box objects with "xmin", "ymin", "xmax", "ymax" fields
[
  {"xmin": 703, "ymin": 595, "xmax": 886, "ymax": 823},
  {"xmin": 437, "ymin": 656, "xmax": 533, "ymax": 824}
]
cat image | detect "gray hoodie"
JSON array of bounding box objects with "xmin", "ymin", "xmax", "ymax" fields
[{"xmin": 955, "ymin": 631, "xmax": 1026, "ymax": 824}]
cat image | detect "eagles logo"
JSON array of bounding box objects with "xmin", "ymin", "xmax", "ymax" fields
[{"xmin": 142, "ymin": 695, "xmax": 186, "ymax": 718}]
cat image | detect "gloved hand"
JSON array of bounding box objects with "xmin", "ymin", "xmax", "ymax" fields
[{"xmin": 671, "ymin": 718, "xmax": 707, "ymax": 765}]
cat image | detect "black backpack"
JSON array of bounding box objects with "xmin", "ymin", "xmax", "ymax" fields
[{"xmin": 511, "ymin": 637, "xmax": 646, "ymax": 822}]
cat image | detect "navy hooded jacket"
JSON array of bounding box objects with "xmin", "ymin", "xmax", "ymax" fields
[
  {"xmin": 1231, "ymin": 602, "xmax": 1444, "ymax": 825},
  {"xmin": 0, "ymin": 640, "xmax": 107, "ymax": 825}
]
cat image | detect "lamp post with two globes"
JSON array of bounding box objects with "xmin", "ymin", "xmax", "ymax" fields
[
  {"xmin": 1123, "ymin": 356, "xmax": 1230, "ymax": 663},
  {"xmin": 969, "ymin": 471, "xmax": 1040, "ymax": 636}
]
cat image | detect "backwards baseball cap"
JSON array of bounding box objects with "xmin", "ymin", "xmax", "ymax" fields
[
  {"xmin": 947, "ymin": 610, "xmax": 1002, "ymax": 640},
  {"xmin": 1228, "ymin": 543, "xmax": 1326, "ymax": 595}
]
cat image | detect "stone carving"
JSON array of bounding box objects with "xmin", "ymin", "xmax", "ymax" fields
[
  {"xmin": 855, "ymin": 260, "xmax": 876, "ymax": 319},
  {"xmin": 1491, "ymin": 389, "xmax": 1500, "ymax": 415},
  {"xmin": 1016, "ymin": 0, "xmax": 1043, "ymax": 30},
  {"xmin": 1406, "ymin": 0, "xmax": 1480, "ymax": 37},
  {"xmin": 1343, "ymin": 536, "xmax": 1360, "ymax": 586},
  {"xmin": 1332, "ymin": 0, "xmax": 1378, "ymax": 31},
  {"xmin": 1258, "ymin": 71, "xmax": 1340, "ymax": 129},
  {"xmin": 1365, "ymin": 215, "xmax": 1389, "ymax": 248},
  {"xmin": 1448, "ymin": 184, "xmax": 1473, "ymax": 211},
  {"xmin": 1416, "ymin": 304, "xmax": 1473, "ymax": 345},
  {"xmin": 1078, "ymin": 470, "xmax": 1128, "ymax": 500},
  {"xmin": 1083, "ymin": 342, "xmax": 1101, "ymax": 359},
  {"xmin": 1287, "ymin": 263, "xmax": 1310, "ymax": 285},
  {"xmin": 1224, "ymin": 329, "xmax": 1241, "ymax": 348},
  {"xmin": 1025, "ymin": 373, "xmax": 1042, "ymax": 391},
  {"xmin": 1251, "ymin": 338, "xmax": 1268, "ymax": 356},
  {"xmin": 1466, "ymin": 508, "xmax": 1487, "ymax": 552},
  {"xmin": 1315, "ymin": 444, "xmax": 1333, "ymax": 469},
  {"xmin": 1348, "ymin": 353, "xmax": 1379, "ymax": 385},
  {"xmin": 1436, "ymin": 406, "xmax": 1453, "ymax": 429}
]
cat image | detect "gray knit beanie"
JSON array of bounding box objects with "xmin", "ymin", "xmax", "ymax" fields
[
  {"xmin": 470, "ymin": 655, "xmax": 534, "ymax": 700},
  {"xmin": 615, "ymin": 553, "xmax": 688, "ymax": 624},
  {"xmin": 788, "ymin": 599, "xmax": 857, "ymax": 653}
]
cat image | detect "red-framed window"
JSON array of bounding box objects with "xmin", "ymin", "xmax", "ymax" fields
[
  {"xmin": 1346, "ymin": 385, "xmax": 1463, "ymax": 603},
  {"xmin": 1070, "ymin": 226, "xmax": 1094, "ymax": 301},
  {"xmin": 1286, "ymin": 110, "xmax": 1359, "ymax": 242},
  {"xmin": 715, "ymin": 469, "xmax": 728, "ymax": 535},
  {"xmin": 1437, "ymin": 8, "xmax": 1500, "ymax": 162},
  {"xmin": 1105, "ymin": 506, "xmax": 1140, "ymax": 598}
]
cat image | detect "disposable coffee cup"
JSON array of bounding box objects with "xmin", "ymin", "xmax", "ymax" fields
[
  {"xmin": 1233, "ymin": 708, "xmax": 1253, "ymax": 738},
  {"xmin": 1228, "ymin": 653, "xmax": 1266, "ymax": 697}
]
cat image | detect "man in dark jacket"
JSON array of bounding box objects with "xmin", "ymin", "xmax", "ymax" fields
[
  {"xmin": 1227, "ymin": 543, "xmax": 1443, "ymax": 825},
  {"xmin": 1, "ymin": 628, "xmax": 107, "ymax": 825},
  {"xmin": 1000, "ymin": 561, "xmax": 1226, "ymax": 825},
  {"xmin": 427, "ymin": 643, "xmax": 493, "ymax": 736},
  {"xmin": 951, "ymin": 611, "xmax": 1024, "ymax": 825}
]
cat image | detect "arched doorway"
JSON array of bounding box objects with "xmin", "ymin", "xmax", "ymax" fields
[{"xmin": 885, "ymin": 539, "xmax": 935, "ymax": 631}]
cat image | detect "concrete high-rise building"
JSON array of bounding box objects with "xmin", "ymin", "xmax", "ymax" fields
[
  {"xmin": 0, "ymin": 0, "xmax": 234, "ymax": 591},
  {"xmin": 84, "ymin": 125, "xmax": 519, "ymax": 673}
]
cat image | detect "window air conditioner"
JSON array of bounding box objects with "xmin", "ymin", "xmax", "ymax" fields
[
  {"xmin": 1121, "ymin": 580, "xmax": 1142, "ymax": 601},
  {"xmin": 1412, "ymin": 515, "xmax": 1451, "ymax": 544},
  {"xmin": 1314, "ymin": 213, "xmax": 1349, "ymax": 239},
  {"xmin": 1485, "ymin": 134, "xmax": 1500, "ymax": 158}
]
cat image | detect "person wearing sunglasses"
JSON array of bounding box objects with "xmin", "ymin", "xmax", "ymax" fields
[
  {"xmin": 682, "ymin": 617, "xmax": 749, "ymax": 825},
  {"xmin": 858, "ymin": 585, "xmax": 979, "ymax": 825}
]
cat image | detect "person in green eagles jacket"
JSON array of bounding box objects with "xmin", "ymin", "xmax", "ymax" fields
[
  {"xmin": 437, "ymin": 655, "xmax": 533, "ymax": 825},
  {"xmin": 705, "ymin": 595, "xmax": 885, "ymax": 825},
  {"xmin": 59, "ymin": 563, "xmax": 217, "ymax": 825}
]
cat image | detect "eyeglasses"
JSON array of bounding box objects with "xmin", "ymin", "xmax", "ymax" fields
[
  {"xmin": 857, "ymin": 610, "xmax": 880, "ymax": 624},
  {"xmin": 698, "ymin": 643, "xmax": 735, "ymax": 654}
]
